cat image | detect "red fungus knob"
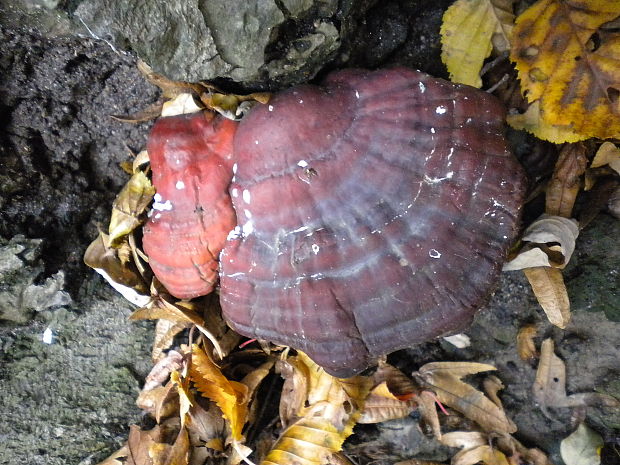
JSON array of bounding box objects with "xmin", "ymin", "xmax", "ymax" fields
[{"xmin": 142, "ymin": 111, "xmax": 237, "ymax": 299}]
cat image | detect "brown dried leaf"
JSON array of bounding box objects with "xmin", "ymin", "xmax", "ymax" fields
[
  {"xmin": 546, "ymin": 143, "xmax": 588, "ymax": 218},
  {"xmin": 149, "ymin": 428, "xmax": 190, "ymax": 465},
  {"xmin": 137, "ymin": 60, "xmax": 205, "ymax": 99},
  {"xmin": 483, "ymin": 375, "xmax": 506, "ymax": 409},
  {"xmin": 109, "ymin": 171, "xmax": 156, "ymax": 245},
  {"xmin": 278, "ymin": 357, "xmax": 309, "ymax": 429},
  {"xmin": 523, "ymin": 267, "xmax": 571, "ymax": 328},
  {"xmin": 417, "ymin": 362, "xmax": 516, "ymax": 434},
  {"xmin": 200, "ymin": 91, "xmax": 271, "ymax": 121},
  {"xmin": 516, "ymin": 324, "xmax": 538, "ymax": 361},
  {"xmin": 187, "ymin": 402, "xmax": 227, "ymax": 446},
  {"xmin": 84, "ymin": 232, "xmax": 150, "ymax": 306},
  {"xmin": 394, "ymin": 460, "xmax": 446, "ymax": 465},
  {"xmin": 373, "ymin": 362, "xmax": 420, "ymax": 399},
  {"xmin": 592, "ymin": 142, "xmax": 620, "ymax": 173},
  {"xmin": 127, "ymin": 425, "xmax": 156, "ymax": 465},
  {"xmin": 358, "ymin": 382, "xmax": 417, "ymax": 424},
  {"xmin": 418, "ymin": 390, "xmax": 443, "ymax": 440},
  {"xmin": 111, "ymin": 101, "xmax": 164, "ymax": 123}
]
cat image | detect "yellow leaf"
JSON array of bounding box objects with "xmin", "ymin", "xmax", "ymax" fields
[
  {"xmin": 189, "ymin": 344, "xmax": 249, "ymax": 442},
  {"xmin": 109, "ymin": 171, "xmax": 155, "ymax": 245},
  {"xmin": 523, "ymin": 267, "xmax": 571, "ymax": 328},
  {"xmin": 171, "ymin": 371, "xmax": 193, "ymax": 428},
  {"xmin": 441, "ymin": 0, "xmax": 515, "ymax": 87},
  {"xmin": 506, "ymin": 100, "xmax": 585, "ymax": 143},
  {"xmin": 511, "ymin": 0, "xmax": 620, "ymax": 139},
  {"xmin": 453, "ymin": 444, "xmax": 510, "ymax": 465},
  {"xmin": 417, "ymin": 362, "xmax": 516, "ymax": 434},
  {"xmin": 261, "ymin": 418, "xmax": 348, "ymax": 465}
]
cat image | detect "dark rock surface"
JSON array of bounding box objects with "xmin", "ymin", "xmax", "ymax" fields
[{"xmin": 0, "ymin": 1, "xmax": 618, "ymax": 464}]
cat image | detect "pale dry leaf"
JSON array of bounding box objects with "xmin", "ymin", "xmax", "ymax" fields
[
  {"xmin": 523, "ymin": 267, "xmax": 570, "ymax": 328},
  {"xmin": 440, "ymin": 431, "xmax": 487, "ymax": 449},
  {"xmin": 277, "ymin": 357, "xmax": 309, "ymax": 429},
  {"xmin": 533, "ymin": 339, "xmax": 620, "ymax": 413},
  {"xmin": 442, "ymin": 333, "xmax": 471, "ymax": 348},
  {"xmin": 417, "ymin": 362, "xmax": 516, "ymax": 434},
  {"xmin": 560, "ymin": 423, "xmax": 604, "ymax": 465},
  {"xmin": 186, "ymin": 402, "xmax": 227, "ymax": 446},
  {"xmin": 452, "ymin": 444, "xmax": 510, "ymax": 465},
  {"xmin": 483, "ymin": 375, "xmax": 505, "ymax": 409},
  {"xmin": 503, "ymin": 214, "xmax": 579, "ymax": 271},
  {"xmin": 161, "ymin": 93, "xmax": 204, "ymax": 117},
  {"xmin": 152, "ymin": 320, "xmax": 190, "ymax": 363},
  {"xmin": 592, "ymin": 142, "xmax": 620, "ymax": 173},
  {"xmin": 143, "ymin": 350, "xmax": 184, "ymax": 391},
  {"xmin": 516, "ymin": 325, "xmax": 538, "ymax": 361}
]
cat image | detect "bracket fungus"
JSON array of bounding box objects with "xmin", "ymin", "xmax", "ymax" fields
[{"xmin": 142, "ymin": 68, "xmax": 527, "ymax": 377}]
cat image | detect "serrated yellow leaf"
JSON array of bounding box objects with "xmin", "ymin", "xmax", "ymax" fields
[
  {"xmin": 506, "ymin": 100, "xmax": 585, "ymax": 143},
  {"xmin": 511, "ymin": 0, "xmax": 620, "ymax": 139},
  {"xmin": 441, "ymin": 0, "xmax": 515, "ymax": 87},
  {"xmin": 189, "ymin": 345, "xmax": 248, "ymax": 441}
]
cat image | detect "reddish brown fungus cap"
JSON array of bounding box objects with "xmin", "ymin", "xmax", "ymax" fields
[{"xmin": 219, "ymin": 68, "xmax": 526, "ymax": 377}]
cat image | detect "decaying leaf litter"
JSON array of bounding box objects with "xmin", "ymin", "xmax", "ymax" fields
[{"xmin": 86, "ymin": 0, "xmax": 620, "ymax": 464}]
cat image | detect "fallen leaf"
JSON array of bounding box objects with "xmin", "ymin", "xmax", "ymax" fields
[
  {"xmin": 171, "ymin": 371, "xmax": 193, "ymax": 428},
  {"xmin": 143, "ymin": 350, "xmax": 185, "ymax": 391},
  {"xmin": 111, "ymin": 101, "xmax": 164, "ymax": 123},
  {"xmin": 372, "ymin": 362, "xmax": 420, "ymax": 399},
  {"xmin": 161, "ymin": 93, "xmax": 204, "ymax": 117},
  {"xmin": 483, "ymin": 375, "xmax": 506, "ymax": 409},
  {"xmin": 260, "ymin": 418, "xmax": 351, "ymax": 465},
  {"xmin": 441, "ymin": 0, "xmax": 515, "ymax": 87},
  {"xmin": 109, "ymin": 171, "xmax": 156, "ymax": 245},
  {"xmin": 149, "ymin": 427, "xmax": 190, "ymax": 465},
  {"xmin": 591, "ymin": 142, "xmax": 620, "ymax": 173},
  {"xmin": 417, "ymin": 362, "xmax": 516, "ymax": 434},
  {"xmin": 127, "ymin": 424, "xmax": 156, "ymax": 465},
  {"xmin": 506, "ymin": 100, "xmax": 585, "ymax": 143},
  {"xmin": 511, "ymin": 0, "xmax": 620, "ymax": 140},
  {"xmin": 523, "ymin": 267, "xmax": 571, "ymax": 328},
  {"xmin": 560, "ymin": 423, "xmax": 604, "ymax": 465},
  {"xmin": 440, "ymin": 431, "xmax": 487, "ymax": 449},
  {"xmin": 452, "ymin": 444, "xmax": 510, "ymax": 465},
  {"xmin": 358, "ymin": 381, "xmax": 417, "ymax": 424},
  {"xmin": 533, "ymin": 339, "xmax": 619, "ymax": 413},
  {"xmin": 186, "ymin": 402, "xmax": 227, "ymax": 447},
  {"xmin": 200, "ymin": 91, "xmax": 270, "ymax": 121},
  {"xmin": 394, "ymin": 460, "xmax": 446, "ymax": 465},
  {"xmin": 152, "ymin": 319, "xmax": 190, "ymax": 363},
  {"xmin": 442, "ymin": 333, "xmax": 471, "ymax": 349},
  {"xmin": 137, "ymin": 60, "xmax": 205, "ymax": 99},
  {"xmin": 516, "ymin": 324, "xmax": 538, "ymax": 361},
  {"xmin": 189, "ymin": 344, "xmax": 249, "ymax": 442},
  {"xmin": 545, "ymin": 143, "xmax": 588, "ymax": 218},
  {"xmin": 503, "ymin": 214, "xmax": 579, "ymax": 271},
  {"xmin": 84, "ymin": 232, "xmax": 150, "ymax": 307}
]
